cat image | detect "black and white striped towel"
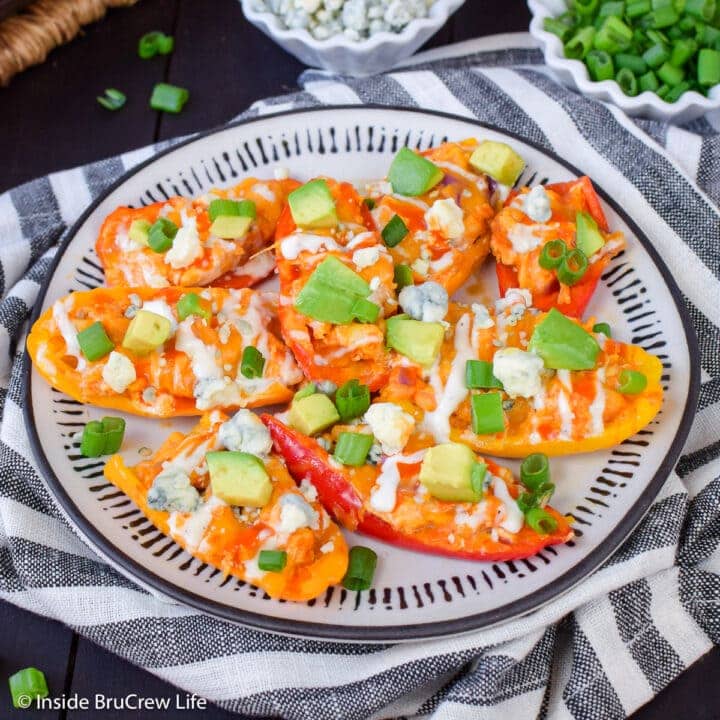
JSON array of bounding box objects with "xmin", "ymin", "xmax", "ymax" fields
[{"xmin": 1, "ymin": 33, "xmax": 719, "ymax": 720}]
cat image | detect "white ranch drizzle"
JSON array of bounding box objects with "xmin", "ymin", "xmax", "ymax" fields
[
  {"xmin": 588, "ymin": 367, "xmax": 607, "ymax": 437},
  {"xmin": 369, "ymin": 449, "xmax": 427, "ymax": 513},
  {"xmin": 167, "ymin": 495, "xmax": 226, "ymax": 553},
  {"xmin": 492, "ymin": 476, "xmax": 524, "ymax": 533},
  {"xmin": 422, "ymin": 313, "xmax": 474, "ymax": 444},
  {"xmin": 279, "ymin": 232, "xmax": 341, "ymax": 260},
  {"xmin": 52, "ymin": 298, "xmax": 86, "ymax": 371}
]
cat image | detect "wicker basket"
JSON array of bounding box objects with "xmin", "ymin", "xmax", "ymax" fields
[{"xmin": 0, "ymin": 0, "xmax": 139, "ymax": 86}]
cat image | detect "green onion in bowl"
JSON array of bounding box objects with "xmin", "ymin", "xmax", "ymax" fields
[{"xmin": 541, "ymin": 0, "xmax": 720, "ymax": 103}]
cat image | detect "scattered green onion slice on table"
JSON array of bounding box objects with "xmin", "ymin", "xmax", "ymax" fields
[
  {"xmin": 520, "ymin": 453, "xmax": 550, "ymax": 490},
  {"xmin": 97, "ymin": 88, "xmax": 126, "ymax": 111},
  {"xmin": 138, "ymin": 31, "xmax": 174, "ymax": 59},
  {"xmin": 333, "ymin": 432, "xmax": 374, "ymax": 466},
  {"xmin": 335, "ymin": 379, "xmax": 371, "ymax": 421},
  {"xmin": 557, "ymin": 248, "xmax": 589, "ymax": 285},
  {"xmin": 240, "ymin": 346, "xmax": 265, "ymax": 379},
  {"xmin": 77, "ymin": 321, "xmax": 114, "ymax": 361},
  {"xmin": 342, "ymin": 546, "xmax": 377, "ymax": 591},
  {"xmin": 538, "ymin": 239, "xmax": 567, "ymax": 270},
  {"xmin": 9, "ymin": 667, "xmax": 49, "ymax": 709},
  {"xmin": 150, "ymin": 83, "xmax": 189, "ymax": 113},
  {"xmin": 617, "ymin": 368, "xmax": 648, "ymax": 393},
  {"xmin": 258, "ymin": 550, "xmax": 287, "ymax": 572}
]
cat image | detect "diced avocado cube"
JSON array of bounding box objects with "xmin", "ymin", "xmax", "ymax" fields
[
  {"xmin": 529, "ymin": 308, "xmax": 600, "ymax": 371},
  {"xmin": 388, "ymin": 147, "xmax": 444, "ymax": 197},
  {"xmin": 128, "ymin": 219, "xmax": 151, "ymax": 246},
  {"xmin": 575, "ymin": 212, "xmax": 605, "ymax": 257},
  {"xmin": 207, "ymin": 451, "xmax": 272, "ymax": 507},
  {"xmin": 208, "ymin": 198, "xmax": 256, "ymax": 221},
  {"xmin": 122, "ymin": 309, "xmax": 172, "ymax": 356},
  {"xmin": 210, "ymin": 215, "xmax": 253, "ymax": 239},
  {"xmin": 419, "ymin": 443, "xmax": 481, "ymax": 503},
  {"xmin": 386, "ymin": 314, "xmax": 445, "ymax": 367},
  {"xmin": 288, "ymin": 179, "xmax": 338, "ymax": 228},
  {"xmin": 288, "ymin": 393, "xmax": 340, "ymax": 436},
  {"xmin": 294, "ymin": 257, "xmax": 371, "ymax": 325},
  {"xmin": 469, "ymin": 140, "xmax": 526, "ymax": 186}
]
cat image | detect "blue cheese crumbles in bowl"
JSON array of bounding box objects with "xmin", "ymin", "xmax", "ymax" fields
[{"xmin": 241, "ymin": 0, "xmax": 466, "ymax": 75}]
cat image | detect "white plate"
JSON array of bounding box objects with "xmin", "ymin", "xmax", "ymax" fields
[{"xmin": 25, "ymin": 107, "xmax": 699, "ymax": 641}]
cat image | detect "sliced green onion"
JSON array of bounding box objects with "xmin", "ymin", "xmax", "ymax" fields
[
  {"xmin": 334, "ymin": 432, "xmax": 373, "ymax": 466},
  {"xmin": 587, "ymin": 50, "xmax": 615, "ymax": 80},
  {"xmin": 80, "ymin": 416, "xmax": 126, "ymax": 458},
  {"xmin": 639, "ymin": 69, "xmax": 660, "ymax": 91},
  {"xmin": 363, "ymin": 197, "xmax": 376, "ymax": 210},
  {"xmin": 335, "ymin": 379, "xmax": 370, "ymax": 421},
  {"xmin": 471, "ymin": 392, "xmax": 505, "ymax": 435},
  {"xmin": 599, "ymin": 1, "xmax": 626, "ymax": 17},
  {"xmin": 574, "ymin": 0, "xmax": 601, "ymax": 15},
  {"xmin": 525, "ymin": 507, "xmax": 559, "ymax": 534},
  {"xmin": 646, "ymin": 28, "xmax": 670, "ymax": 45},
  {"xmin": 656, "ymin": 82, "xmax": 671, "ymax": 98},
  {"xmin": 685, "ymin": 0, "xmax": 717, "ymax": 20},
  {"xmin": 97, "ymin": 88, "xmax": 126, "ymax": 111},
  {"xmin": 351, "ymin": 297, "xmax": 380, "ymax": 324},
  {"xmin": 294, "ymin": 383, "xmax": 317, "ymax": 401},
  {"xmin": 698, "ymin": 48, "xmax": 720, "ymax": 85},
  {"xmin": 670, "ymin": 38, "xmax": 697, "ymax": 66},
  {"xmin": 521, "ymin": 453, "xmax": 550, "ymax": 490},
  {"xmin": 258, "ymin": 550, "xmax": 287, "ymax": 572},
  {"xmin": 646, "ymin": 5, "xmax": 680, "ymax": 26},
  {"xmin": 544, "ymin": 16, "xmax": 574, "ymax": 41},
  {"xmin": 208, "ymin": 198, "xmax": 256, "ymax": 221},
  {"xmin": 657, "ymin": 60, "xmax": 685, "ymax": 85},
  {"xmin": 240, "ymin": 346, "xmax": 265, "ymax": 379},
  {"xmin": 342, "ymin": 546, "xmax": 377, "ymax": 591},
  {"xmin": 77, "ymin": 321, "xmax": 114, "ymax": 361},
  {"xmin": 627, "ymin": 0, "xmax": 652, "ymax": 16},
  {"xmin": 595, "ymin": 16, "xmax": 633, "ymax": 52},
  {"xmin": 80, "ymin": 421, "xmax": 106, "ymax": 458},
  {"xmin": 615, "ymin": 52, "xmax": 648, "ymax": 74},
  {"xmin": 616, "ymin": 67, "xmax": 640, "ymax": 95},
  {"xmin": 593, "ymin": 322, "xmax": 612, "ymax": 337},
  {"xmin": 617, "ymin": 368, "xmax": 648, "ymax": 393},
  {"xmin": 382, "ymin": 214, "xmax": 409, "ymax": 247},
  {"xmin": 470, "ymin": 461, "xmax": 488, "ymax": 496},
  {"xmin": 539, "ymin": 239, "xmax": 568, "ymax": 270},
  {"xmin": 394, "ymin": 264, "xmax": 413, "ymax": 290},
  {"xmin": 664, "ymin": 80, "xmax": 692, "ymax": 101},
  {"xmin": 138, "ymin": 31, "xmax": 174, "ymax": 59},
  {"xmin": 566, "ymin": 26, "xmax": 597, "ymax": 58},
  {"xmin": 557, "ymin": 248, "xmax": 589, "ymax": 285},
  {"xmin": 701, "ymin": 24, "xmax": 720, "ymax": 46},
  {"xmin": 150, "ymin": 83, "xmax": 189, "ymax": 114},
  {"xmin": 148, "ymin": 218, "xmax": 178, "ymax": 252},
  {"xmin": 465, "ymin": 360, "xmax": 503, "ymax": 389},
  {"xmin": 643, "ymin": 43, "xmax": 670, "ymax": 67},
  {"xmin": 9, "ymin": 667, "xmax": 49, "ymax": 709},
  {"xmin": 101, "ymin": 416, "xmax": 126, "ymax": 454},
  {"xmin": 177, "ymin": 292, "xmax": 211, "ymax": 321}
]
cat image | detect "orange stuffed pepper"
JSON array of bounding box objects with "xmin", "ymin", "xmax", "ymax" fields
[
  {"xmin": 105, "ymin": 411, "xmax": 348, "ymax": 601},
  {"xmin": 275, "ymin": 177, "xmax": 397, "ymax": 392},
  {"xmin": 365, "ymin": 141, "xmax": 495, "ymax": 295},
  {"xmin": 96, "ymin": 177, "xmax": 298, "ymax": 289},
  {"xmin": 264, "ymin": 416, "xmax": 573, "ymax": 562},
  {"xmin": 378, "ymin": 290, "xmax": 662, "ymax": 457},
  {"xmin": 27, "ymin": 286, "xmax": 303, "ymax": 417}
]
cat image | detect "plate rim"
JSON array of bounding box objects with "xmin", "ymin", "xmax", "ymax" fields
[{"xmin": 22, "ymin": 104, "xmax": 701, "ymax": 642}]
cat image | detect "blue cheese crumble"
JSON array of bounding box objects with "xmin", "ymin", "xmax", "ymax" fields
[{"xmin": 252, "ymin": 0, "xmax": 435, "ymax": 40}]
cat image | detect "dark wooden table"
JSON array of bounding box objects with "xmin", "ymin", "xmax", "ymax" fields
[{"xmin": 1, "ymin": 0, "xmax": 718, "ymax": 717}]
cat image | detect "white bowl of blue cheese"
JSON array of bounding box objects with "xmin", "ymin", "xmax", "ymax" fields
[{"xmin": 241, "ymin": 0, "xmax": 466, "ymax": 76}]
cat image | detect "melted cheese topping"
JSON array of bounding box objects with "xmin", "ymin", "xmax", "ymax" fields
[{"xmin": 280, "ymin": 232, "xmax": 341, "ymax": 260}]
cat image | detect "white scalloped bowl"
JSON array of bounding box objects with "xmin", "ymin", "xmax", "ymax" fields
[
  {"xmin": 528, "ymin": 0, "xmax": 720, "ymax": 123},
  {"xmin": 240, "ymin": 0, "xmax": 466, "ymax": 76}
]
